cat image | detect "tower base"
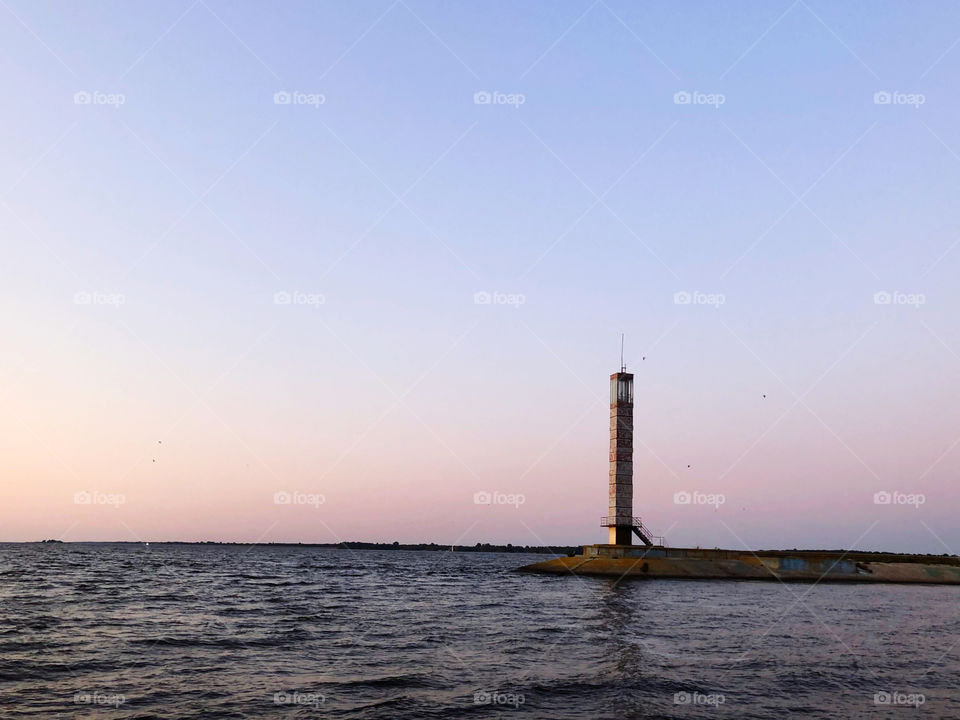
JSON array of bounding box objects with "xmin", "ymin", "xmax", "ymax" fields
[{"xmin": 608, "ymin": 526, "xmax": 633, "ymax": 545}]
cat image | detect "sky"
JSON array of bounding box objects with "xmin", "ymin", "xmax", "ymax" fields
[{"xmin": 1, "ymin": 1, "xmax": 959, "ymax": 553}]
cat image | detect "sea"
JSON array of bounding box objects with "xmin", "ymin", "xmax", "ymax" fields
[{"xmin": 0, "ymin": 543, "xmax": 957, "ymax": 718}]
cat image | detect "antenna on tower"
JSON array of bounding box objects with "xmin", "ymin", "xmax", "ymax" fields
[{"xmin": 620, "ymin": 333, "xmax": 626, "ymax": 372}]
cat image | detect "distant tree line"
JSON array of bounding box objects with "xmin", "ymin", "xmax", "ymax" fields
[{"xmin": 35, "ymin": 540, "xmax": 578, "ymax": 555}]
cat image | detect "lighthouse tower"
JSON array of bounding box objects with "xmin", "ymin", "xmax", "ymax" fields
[
  {"xmin": 602, "ymin": 366, "xmax": 660, "ymax": 547},
  {"xmin": 607, "ymin": 371, "xmax": 634, "ymax": 545}
]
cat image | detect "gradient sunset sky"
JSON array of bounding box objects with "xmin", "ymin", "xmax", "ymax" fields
[{"xmin": 2, "ymin": 1, "xmax": 959, "ymax": 552}]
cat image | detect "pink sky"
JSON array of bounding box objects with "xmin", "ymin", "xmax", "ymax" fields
[{"xmin": 2, "ymin": 1, "xmax": 960, "ymax": 555}]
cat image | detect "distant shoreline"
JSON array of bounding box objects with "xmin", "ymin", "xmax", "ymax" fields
[
  {"xmin": 21, "ymin": 540, "xmax": 960, "ymax": 559},
  {"xmin": 25, "ymin": 540, "xmax": 580, "ymax": 555}
]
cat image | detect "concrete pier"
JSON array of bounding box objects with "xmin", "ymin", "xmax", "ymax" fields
[{"xmin": 520, "ymin": 545, "xmax": 960, "ymax": 584}]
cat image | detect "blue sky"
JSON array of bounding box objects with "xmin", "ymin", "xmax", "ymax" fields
[{"xmin": 2, "ymin": 1, "xmax": 960, "ymax": 552}]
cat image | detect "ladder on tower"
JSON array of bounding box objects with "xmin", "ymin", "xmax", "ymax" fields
[{"xmin": 632, "ymin": 519, "xmax": 661, "ymax": 547}]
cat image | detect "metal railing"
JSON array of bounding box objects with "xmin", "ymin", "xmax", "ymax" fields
[
  {"xmin": 600, "ymin": 515, "xmax": 641, "ymax": 527},
  {"xmin": 600, "ymin": 516, "xmax": 666, "ymax": 547}
]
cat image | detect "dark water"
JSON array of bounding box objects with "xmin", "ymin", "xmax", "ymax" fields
[{"xmin": 1, "ymin": 544, "xmax": 957, "ymax": 719}]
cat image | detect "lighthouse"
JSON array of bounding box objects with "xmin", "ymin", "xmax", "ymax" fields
[
  {"xmin": 603, "ymin": 368, "xmax": 659, "ymax": 546},
  {"xmin": 607, "ymin": 371, "xmax": 635, "ymax": 545},
  {"xmin": 520, "ymin": 361, "xmax": 953, "ymax": 581}
]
